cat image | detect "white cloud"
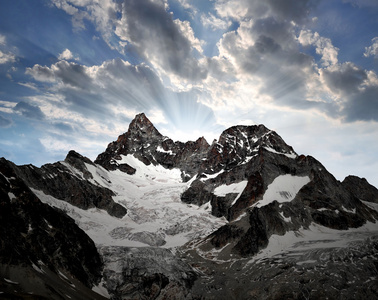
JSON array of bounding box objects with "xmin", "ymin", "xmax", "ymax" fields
[
  {"xmin": 214, "ymin": 0, "xmax": 316, "ymax": 25},
  {"xmin": 175, "ymin": 0, "xmax": 194, "ymax": 10},
  {"xmin": 147, "ymin": 109, "xmax": 168, "ymax": 125},
  {"xmin": 298, "ymin": 30, "xmax": 339, "ymax": 66},
  {"xmin": 364, "ymin": 37, "xmax": 378, "ymax": 59},
  {"xmin": 58, "ymin": 48, "xmax": 79, "ymax": 60},
  {"xmin": 0, "ymin": 100, "xmax": 17, "ymax": 114},
  {"xmin": 0, "ymin": 50, "xmax": 16, "ymax": 64},
  {"xmin": 173, "ymin": 19, "xmax": 204, "ymax": 54},
  {"xmin": 201, "ymin": 13, "xmax": 231, "ymax": 31},
  {"xmin": 0, "ymin": 34, "xmax": 6, "ymax": 45},
  {"xmin": 50, "ymin": 0, "xmax": 119, "ymax": 46}
]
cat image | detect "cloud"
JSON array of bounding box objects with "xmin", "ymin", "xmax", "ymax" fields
[
  {"xmin": 0, "ymin": 100, "xmax": 17, "ymax": 114},
  {"xmin": 342, "ymin": 85, "xmax": 378, "ymax": 122},
  {"xmin": 0, "ymin": 50, "xmax": 16, "ymax": 64},
  {"xmin": 58, "ymin": 48, "xmax": 79, "ymax": 60},
  {"xmin": 343, "ymin": 0, "xmax": 378, "ymax": 8},
  {"xmin": 298, "ymin": 30, "xmax": 339, "ymax": 66},
  {"xmin": 0, "ymin": 115, "xmax": 12, "ymax": 127},
  {"xmin": 364, "ymin": 37, "xmax": 378, "ymax": 59},
  {"xmin": 26, "ymin": 60, "xmax": 92, "ymax": 89},
  {"xmin": 13, "ymin": 102, "xmax": 45, "ymax": 120},
  {"xmin": 319, "ymin": 62, "xmax": 378, "ymax": 122},
  {"xmin": 214, "ymin": 0, "xmax": 319, "ymax": 24},
  {"xmin": 23, "ymin": 57, "xmax": 217, "ymax": 143},
  {"xmin": 321, "ymin": 62, "xmax": 367, "ymax": 94},
  {"xmin": 213, "ymin": 19, "xmax": 315, "ymax": 112},
  {"xmin": 50, "ymin": 0, "xmax": 120, "ymax": 44},
  {"xmin": 201, "ymin": 13, "xmax": 231, "ymax": 31},
  {"xmin": 50, "ymin": 0, "xmax": 207, "ymax": 82},
  {"xmin": 115, "ymin": 0, "xmax": 207, "ymax": 81},
  {"xmin": 25, "ymin": 64, "xmax": 55, "ymax": 82}
]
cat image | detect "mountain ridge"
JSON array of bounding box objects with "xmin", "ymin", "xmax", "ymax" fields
[{"xmin": 1, "ymin": 112, "xmax": 377, "ymax": 299}]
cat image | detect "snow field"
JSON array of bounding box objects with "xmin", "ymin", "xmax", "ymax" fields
[{"xmin": 34, "ymin": 154, "xmax": 227, "ymax": 248}]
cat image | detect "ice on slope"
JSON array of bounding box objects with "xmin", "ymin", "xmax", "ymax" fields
[{"xmin": 34, "ymin": 154, "xmax": 227, "ymax": 248}]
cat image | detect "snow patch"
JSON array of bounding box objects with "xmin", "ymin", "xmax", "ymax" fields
[
  {"xmin": 8, "ymin": 192, "xmax": 16, "ymax": 201},
  {"xmin": 4, "ymin": 278, "xmax": 18, "ymax": 284},
  {"xmin": 342, "ymin": 206, "xmax": 356, "ymax": 214},
  {"xmin": 256, "ymin": 174, "xmax": 310, "ymax": 208},
  {"xmin": 279, "ymin": 211, "xmax": 292, "ymax": 223},
  {"xmin": 213, "ymin": 181, "xmax": 248, "ymax": 197},
  {"xmin": 263, "ymin": 146, "xmax": 297, "ymax": 159},
  {"xmin": 157, "ymin": 146, "xmax": 173, "ymax": 155},
  {"xmin": 199, "ymin": 169, "xmax": 225, "ymax": 182},
  {"xmin": 118, "ymin": 154, "xmax": 182, "ymax": 183},
  {"xmin": 92, "ymin": 278, "xmax": 110, "ymax": 298},
  {"xmin": 361, "ymin": 200, "xmax": 378, "ymax": 212}
]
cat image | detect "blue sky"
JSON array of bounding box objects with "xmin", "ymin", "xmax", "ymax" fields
[{"xmin": 0, "ymin": 0, "xmax": 377, "ymax": 187}]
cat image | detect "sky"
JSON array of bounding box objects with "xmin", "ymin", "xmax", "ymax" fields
[{"xmin": 0, "ymin": 0, "xmax": 377, "ymax": 187}]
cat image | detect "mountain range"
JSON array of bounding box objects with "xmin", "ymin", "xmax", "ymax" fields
[{"xmin": 1, "ymin": 113, "xmax": 377, "ymax": 299}]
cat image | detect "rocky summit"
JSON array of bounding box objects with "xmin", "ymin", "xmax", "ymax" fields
[{"xmin": 1, "ymin": 113, "xmax": 378, "ymax": 299}]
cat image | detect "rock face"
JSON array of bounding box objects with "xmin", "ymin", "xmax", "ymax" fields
[
  {"xmin": 0, "ymin": 158, "xmax": 104, "ymax": 299},
  {"xmin": 342, "ymin": 175, "xmax": 378, "ymax": 204}
]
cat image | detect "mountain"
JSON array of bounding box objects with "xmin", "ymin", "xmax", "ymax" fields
[
  {"xmin": 0, "ymin": 113, "xmax": 377, "ymax": 299},
  {"xmin": 95, "ymin": 113, "xmax": 210, "ymax": 181}
]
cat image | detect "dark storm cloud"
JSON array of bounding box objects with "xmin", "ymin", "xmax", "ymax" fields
[
  {"xmin": 342, "ymin": 85, "xmax": 378, "ymax": 122},
  {"xmin": 119, "ymin": 0, "xmax": 207, "ymax": 81},
  {"xmin": 13, "ymin": 101, "xmax": 45, "ymax": 120},
  {"xmin": 0, "ymin": 115, "xmax": 12, "ymax": 127},
  {"xmin": 321, "ymin": 62, "xmax": 378, "ymax": 122},
  {"xmin": 322, "ymin": 63, "xmax": 367, "ymax": 94}
]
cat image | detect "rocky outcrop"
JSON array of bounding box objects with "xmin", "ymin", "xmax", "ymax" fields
[
  {"xmin": 9, "ymin": 151, "xmax": 127, "ymax": 218},
  {"xmin": 342, "ymin": 175, "xmax": 378, "ymax": 204},
  {"xmin": 0, "ymin": 157, "xmax": 104, "ymax": 298}
]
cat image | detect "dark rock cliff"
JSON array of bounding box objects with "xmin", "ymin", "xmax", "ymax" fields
[{"xmin": 0, "ymin": 157, "xmax": 104, "ymax": 297}]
